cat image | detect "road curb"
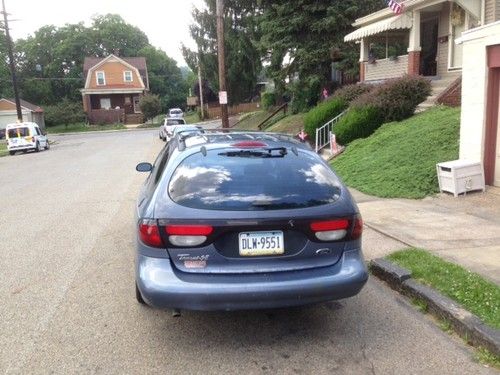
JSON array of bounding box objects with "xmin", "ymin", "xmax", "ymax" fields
[{"xmin": 370, "ymin": 258, "xmax": 500, "ymax": 356}]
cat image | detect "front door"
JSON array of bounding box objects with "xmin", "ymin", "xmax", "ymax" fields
[
  {"xmin": 133, "ymin": 96, "xmax": 141, "ymax": 113},
  {"xmin": 420, "ymin": 17, "xmax": 438, "ymax": 76}
]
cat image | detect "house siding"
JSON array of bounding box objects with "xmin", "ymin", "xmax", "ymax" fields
[
  {"xmin": 88, "ymin": 62, "xmax": 143, "ymax": 89},
  {"xmin": 364, "ymin": 55, "xmax": 409, "ymax": 81},
  {"xmin": 484, "ymin": 0, "xmax": 499, "ymax": 24},
  {"xmin": 459, "ymin": 24, "xmax": 500, "ymax": 167}
]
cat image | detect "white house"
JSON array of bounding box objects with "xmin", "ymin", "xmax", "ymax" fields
[{"xmin": 457, "ymin": 21, "xmax": 500, "ymax": 187}]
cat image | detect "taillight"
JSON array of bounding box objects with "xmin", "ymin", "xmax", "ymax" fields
[
  {"xmin": 351, "ymin": 216, "xmax": 363, "ymax": 240},
  {"xmin": 31, "ymin": 136, "xmax": 36, "ymax": 143},
  {"xmin": 166, "ymin": 225, "xmax": 213, "ymax": 247},
  {"xmin": 139, "ymin": 219, "xmax": 163, "ymax": 248},
  {"xmin": 310, "ymin": 219, "xmax": 349, "ymax": 241}
]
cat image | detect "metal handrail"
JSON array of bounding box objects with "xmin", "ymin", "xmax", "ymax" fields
[{"xmin": 315, "ymin": 111, "xmax": 346, "ymax": 153}]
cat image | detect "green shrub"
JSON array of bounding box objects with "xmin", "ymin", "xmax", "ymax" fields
[
  {"xmin": 334, "ymin": 105, "xmax": 384, "ymax": 145},
  {"xmin": 333, "ymin": 83, "xmax": 373, "ymax": 104},
  {"xmin": 303, "ymin": 97, "xmax": 346, "ymax": 139},
  {"xmin": 44, "ymin": 99, "xmax": 86, "ymax": 127},
  {"xmin": 139, "ymin": 94, "xmax": 162, "ymax": 122},
  {"xmin": 261, "ymin": 92, "xmax": 276, "ymax": 110},
  {"xmin": 353, "ymin": 75, "xmax": 431, "ymax": 122},
  {"xmin": 289, "ymin": 76, "xmax": 322, "ymax": 114}
]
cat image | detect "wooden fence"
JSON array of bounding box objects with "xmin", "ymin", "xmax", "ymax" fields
[{"xmin": 206, "ymin": 102, "xmax": 260, "ymax": 119}]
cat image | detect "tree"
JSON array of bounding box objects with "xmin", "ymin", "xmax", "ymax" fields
[
  {"xmin": 12, "ymin": 14, "xmax": 182, "ymax": 107},
  {"xmin": 139, "ymin": 94, "xmax": 162, "ymax": 122},
  {"xmin": 182, "ymin": 0, "xmax": 262, "ymax": 105},
  {"xmin": 258, "ymin": 0, "xmax": 386, "ymax": 109},
  {"xmin": 138, "ymin": 45, "xmax": 187, "ymax": 111}
]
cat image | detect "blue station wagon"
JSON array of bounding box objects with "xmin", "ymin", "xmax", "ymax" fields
[{"xmin": 135, "ymin": 131, "xmax": 368, "ymax": 312}]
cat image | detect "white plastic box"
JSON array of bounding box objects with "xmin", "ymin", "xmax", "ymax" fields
[{"xmin": 436, "ymin": 160, "xmax": 485, "ymax": 197}]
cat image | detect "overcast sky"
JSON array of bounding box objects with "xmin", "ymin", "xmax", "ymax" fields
[{"xmin": 7, "ymin": 0, "xmax": 206, "ymax": 66}]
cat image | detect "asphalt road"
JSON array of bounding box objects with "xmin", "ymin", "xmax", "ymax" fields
[{"xmin": 0, "ymin": 129, "xmax": 495, "ymax": 374}]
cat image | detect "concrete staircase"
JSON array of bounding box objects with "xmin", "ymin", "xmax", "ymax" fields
[{"xmin": 416, "ymin": 73, "xmax": 461, "ymax": 112}]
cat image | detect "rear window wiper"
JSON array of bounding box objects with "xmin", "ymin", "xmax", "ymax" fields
[{"xmin": 218, "ymin": 147, "xmax": 287, "ymax": 158}]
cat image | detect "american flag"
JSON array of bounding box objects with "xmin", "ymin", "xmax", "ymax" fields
[{"xmin": 387, "ymin": 0, "xmax": 404, "ymax": 14}]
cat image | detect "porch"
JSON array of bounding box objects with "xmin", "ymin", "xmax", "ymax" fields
[
  {"xmin": 82, "ymin": 93, "xmax": 144, "ymax": 125},
  {"xmin": 345, "ymin": 1, "xmax": 483, "ymax": 82}
]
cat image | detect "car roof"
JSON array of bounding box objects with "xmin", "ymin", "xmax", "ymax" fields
[
  {"xmin": 6, "ymin": 122, "xmax": 36, "ymax": 128},
  {"xmin": 177, "ymin": 130, "xmax": 311, "ymax": 153}
]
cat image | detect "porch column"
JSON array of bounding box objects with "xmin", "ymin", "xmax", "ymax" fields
[
  {"xmin": 359, "ymin": 38, "xmax": 369, "ymax": 82},
  {"xmin": 408, "ymin": 10, "xmax": 421, "ymax": 75}
]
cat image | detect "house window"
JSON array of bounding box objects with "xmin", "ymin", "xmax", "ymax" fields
[
  {"xmin": 124, "ymin": 71, "xmax": 133, "ymax": 82},
  {"xmin": 96, "ymin": 71, "xmax": 106, "ymax": 86},
  {"xmin": 100, "ymin": 98, "xmax": 111, "ymax": 110}
]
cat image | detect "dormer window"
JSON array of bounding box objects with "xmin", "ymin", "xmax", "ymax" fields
[
  {"xmin": 124, "ymin": 71, "xmax": 133, "ymax": 82},
  {"xmin": 96, "ymin": 71, "xmax": 106, "ymax": 85}
]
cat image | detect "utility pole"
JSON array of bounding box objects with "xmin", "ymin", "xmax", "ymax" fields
[
  {"xmin": 1, "ymin": 0, "xmax": 22, "ymax": 122},
  {"xmin": 216, "ymin": 0, "xmax": 229, "ymax": 128},
  {"xmin": 197, "ymin": 53, "xmax": 204, "ymax": 120}
]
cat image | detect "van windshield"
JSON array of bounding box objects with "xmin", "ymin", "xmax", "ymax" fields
[{"xmin": 8, "ymin": 127, "xmax": 29, "ymax": 138}]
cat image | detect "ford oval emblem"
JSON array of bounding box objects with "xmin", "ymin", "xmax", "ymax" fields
[{"xmin": 316, "ymin": 248, "xmax": 332, "ymax": 255}]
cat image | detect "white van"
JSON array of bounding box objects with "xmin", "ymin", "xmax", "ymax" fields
[{"xmin": 6, "ymin": 122, "xmax": 49, "ymax": 156}]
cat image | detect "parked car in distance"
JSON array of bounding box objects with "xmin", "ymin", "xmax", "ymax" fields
[
  {"xmin": 172, "ymin": 125, "xmax": 204, "ymax": 138},
  {"xmin": 168, "ymin": 108, "xmax": 184, "ymax": 118},
  {"xmin": 159, "ymin": 117, "xmax": 187, "ymax": 142},
  {"xmin": 135, "ymin": 131, "xmax": 368, "ymax": 312},
  {"xmin": 5, "ymin": 122, "xmax": 49, "ymax": 155}
]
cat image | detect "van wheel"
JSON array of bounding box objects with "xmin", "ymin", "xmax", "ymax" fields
[
  {"xmin": 44, "ymin": 141, "xmax": 50, "ymax": 150},
  {"xmin": 35, "ymin": 142, "xmax": 40, "ymax": 152},
  {"xmin": 9, "ymin": 151, "xmax": 15, "ymax": 156},
  {"xmin": 135, "ymin": 283, "xmax": 146, "ymax": 305}
]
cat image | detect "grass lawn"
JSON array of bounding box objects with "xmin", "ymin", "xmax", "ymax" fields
[
  {"xmin": 331, "ymin": 106, "xmax": 460, "ymax": 199},
  {"xmin": 388, "ymin": 248, "xmax": 500, "ymax": 329},
  {"xmin": 233, "ymin": 110, "xmax": 272, "ymax": 130},
  {"xmin": 47, "ymin": 123, "xmax": 126, "ymax": 134},
  {"xmin": 184, "ymin": 112, "xmax": 201, "ymax": 124},
  {"xmin": 267, "ymin": 113, "xmax": 305, "ymax": 135},
  {"xmin": 0, "ymin": 141, "xmax": 7, "ymax": 157}
]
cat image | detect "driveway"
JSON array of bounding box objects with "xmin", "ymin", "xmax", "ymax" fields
[{"xmin": 0, "ymin": 130, "xmax": 494, "ymax": 374}]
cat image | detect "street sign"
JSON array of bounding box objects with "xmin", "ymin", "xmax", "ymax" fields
[{"xmin": 219, "ymin": 91, "xmax": 228, "ymax": 105}]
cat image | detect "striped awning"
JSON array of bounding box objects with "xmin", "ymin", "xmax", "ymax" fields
[{"xmin": 344, "ymin": 14, "xmax": 413, "ymax": 42}]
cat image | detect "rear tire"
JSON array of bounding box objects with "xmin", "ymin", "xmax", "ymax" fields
[
  {"xmin": 135, "ymin": 283, "xmax": 146, "ymax": 305},
  {"xmin": 9, "ymin": 151, "xmax": 15, "ymax": 156},
  {"xmin": 35, "ymin": 142, "xmax": 40, "ymax": 152}
]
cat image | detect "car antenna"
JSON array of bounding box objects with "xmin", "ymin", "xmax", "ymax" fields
[
  {"xmin": 201, "ymin": 146, "xmax": 207, "ymax": 156},
  {"xmin": 291, "ymin": 146, "xmax": 298, "ymax": 156}
]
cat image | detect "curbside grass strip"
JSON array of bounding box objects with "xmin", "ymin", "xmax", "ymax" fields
[{"xmin": 370, "ymin": 258, "xmax": 500, "ymax": 356}]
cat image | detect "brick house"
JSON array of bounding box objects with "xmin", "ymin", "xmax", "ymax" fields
[
  {"xmin": 344, "ymin": 0, "xmax": 500, "ymax": 104},
  {"xmin": 81, "ymin": 54, "xmax": 149, "ymax": 125}
]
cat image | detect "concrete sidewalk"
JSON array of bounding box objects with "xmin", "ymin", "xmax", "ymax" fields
[{"xmin": 351, "ymin": 187, "xmax": 500, "ymax": 285}]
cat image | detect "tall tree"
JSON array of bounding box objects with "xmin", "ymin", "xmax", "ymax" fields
[
  {"xmin": 138, "ymin": 45, "xmax": 187, "ymax": 111},
  {"xmin": 12, "ymin": 14, "xmax": 188, "ymax": 108},
  {"xmin": 258, "ymin": 0, "xmax": 385, "ymax": 109},
  {"xmin": 182, "ymin": 0, "xmax": 262, "ymax": 105}
]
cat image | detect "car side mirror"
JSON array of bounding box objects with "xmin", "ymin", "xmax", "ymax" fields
[{"xmin": 136, "ymin": 162, "xmax": 153, "ymax": 172}]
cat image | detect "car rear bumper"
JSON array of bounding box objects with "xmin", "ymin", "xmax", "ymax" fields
[
  {"xmin": 136, "ymin": 248, "xmax": 368, "ymax": 311},
  {"xmin": 8, "ymin": 144, "xmax": 35, "ymax": 151}
]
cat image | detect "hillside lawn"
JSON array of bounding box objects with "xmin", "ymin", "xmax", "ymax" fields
[{"xmin": 331, "ymin": 106, "xmax": 460, "ymax": 199}]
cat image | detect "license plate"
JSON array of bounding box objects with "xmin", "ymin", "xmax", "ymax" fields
[{"xmin": 238, "ymin": 231, "xmax": 284, "ymax": 256}]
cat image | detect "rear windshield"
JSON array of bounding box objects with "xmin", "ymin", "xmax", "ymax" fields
[
  {"xmin": 8, "ymin": 127, "xmax": 29, "ymax": 138},
  {"xmin": 170, "ymin": 110, "xmax": 182, "ymax": 115},
  {"xmin": 166, "ymin": 119, "xmax": 185, "ymax": 125},
  {"xmin": 168, "ymin": 148, "xmax": 341, "ymax": 210}
]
